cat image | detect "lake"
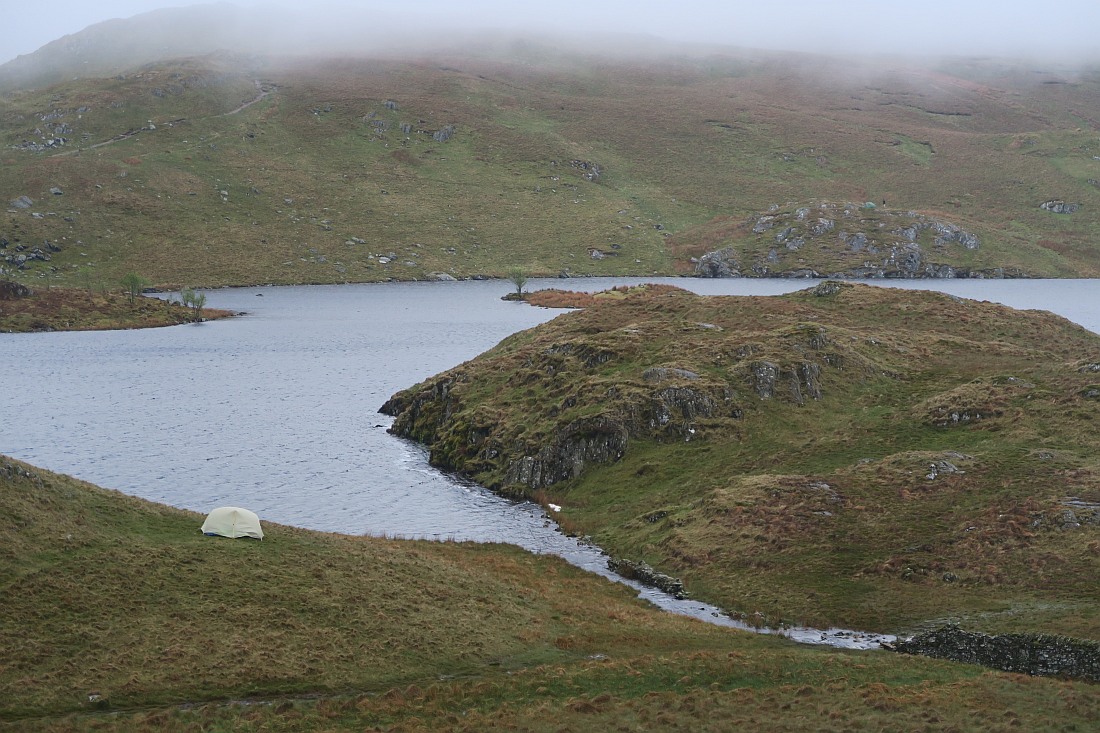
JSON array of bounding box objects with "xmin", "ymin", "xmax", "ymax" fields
[{"xmin": 2, "ymin": 277, "xmax": 1096, "ymax": 646}]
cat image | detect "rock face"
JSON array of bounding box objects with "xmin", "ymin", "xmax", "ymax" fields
[
  {"xmin": 503, "ymin": 416, "xmax": 629, "ymax": 488},
  {"xmin": 896, "ymin": 625, "xmax": 1100, "ymax": 682},
  {"xmin": 692, "ymin": 201, "xmax": 1003, "ymax": 279}
]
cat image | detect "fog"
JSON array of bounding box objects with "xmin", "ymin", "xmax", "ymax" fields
[{"xmin": 2, "ymin": 0, "xmax": 1099, "ymax": 66}]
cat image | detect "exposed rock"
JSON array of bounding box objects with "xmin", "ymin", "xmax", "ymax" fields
[
  {"xmin": 428, "ymin": 272, "xmax": 457, "ymax": 281},
  {"xmin": 1056, "ymin": 508, "xmax": 1081, "ymax": 529},
  {"xmin": 1040, "ymin": 200, "xmax": 1081, "ymax": 214},
  {"xmin": 643, "ymin": 367, "xmax": 700, "ymax": 383},
  {"xmin": 49, "ymin": 187, "xmax": 63, "ymax": 196},
  {"xmin": 747, "ymin": 358, "xmax": 823, "ymax": 405},
  {"xmin": 812, "ymin": 280, "xmax": 844, "ymax": 297},
  {"xmin": 695, "ymin": 247, "xmax": 739, "ymax": 278},
  {"xmin": 840, "ymin": 231, "xmax": 868, "ymax": 251},
  {"xmin": 0, "ymin": 281, "xmax": 32, "ymax": 300},
  {"xmin": 503, "ymin": 416, "xmax": 629, "ymax": 489},
  {"xmin": 692, "ymin": 202, "xmax": 984, "ymax": 279},
  {"xmin": 607, "ymin": 557, "xmax": 686, "ymax": 598},
  {"xmin": 9, "ymin": 195, "xmax": 33, "ymax": 209},
  {"xmin": 896, "ymin": 625, "xmax": 1100, "ymax": 682},
  {"xmin": 750, "ymin": 361, "xmax": 780, "ymax": 399},
  {"xmin": 925, "ymin": 460, "xmax": 962, "ymax": 480},
  {"xmin": 569, "ymin": 160, "xmax": 602, "ymax": 182},
  {"xmin": 752, "ymin": 216, "xmax": 776, "ymax": 234},
  {"xmin": 0, "ymin": 460, "xmax": 39, "ymax": 481}
]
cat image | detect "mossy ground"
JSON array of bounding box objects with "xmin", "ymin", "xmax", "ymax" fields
[{"xmin": 4, "ymin": 455, "xmax": 1100, "ymax": 732}]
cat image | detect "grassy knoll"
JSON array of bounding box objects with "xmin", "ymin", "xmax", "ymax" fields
[
  {"xmin": 0, "ymin": 284, "xmax": 230, "ymax": 332},
  {"xmin": 385, "ymin": 283, "xmax": 1100, "ymax": 637},
  {"xmin": 2, "ymin": 49, "xmax": 1100, "ymax": 288},
  {"xmin": 3, "ymin": 456, "xmax": 1100, "ymax": 732}
]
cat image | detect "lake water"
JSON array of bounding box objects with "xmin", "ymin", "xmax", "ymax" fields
[{"xmin": 2, "ymin": 277, "xmax": 1096, "ymax": 647}]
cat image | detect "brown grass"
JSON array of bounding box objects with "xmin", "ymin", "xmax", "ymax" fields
[{"xmin": 0, "ymin": 286, "xmax": 232, "ymax": 332}]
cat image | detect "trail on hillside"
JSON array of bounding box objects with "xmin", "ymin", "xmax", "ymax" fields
[
  {"xmin": 221, "ymin": 79, "xmax": 273, "ymax": 116},
  {"xmin": 51, "ymin": 80, "xmax": 273, "ymax": 157}
]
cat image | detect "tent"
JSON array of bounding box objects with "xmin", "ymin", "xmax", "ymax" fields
[{"xmin": 201, "ymin": 506, "xmax": 264, "ymax": 540}]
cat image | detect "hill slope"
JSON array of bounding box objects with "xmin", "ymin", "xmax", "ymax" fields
[
  {"xmin": 383, "ymin": 283, "xmax": 1100, "ymax": 634},
  {"xmin": 2, "ymin": 18, "xmax": 1100, "ymax": 287},
  {"xmin": 6, "ymin": 454, "xmax": 1100, "ymax": 731}
]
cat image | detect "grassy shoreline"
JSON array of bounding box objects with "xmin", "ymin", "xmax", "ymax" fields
[{"xmin": 0, "ymin": 285, "xmax": 233, "ymax": 332}]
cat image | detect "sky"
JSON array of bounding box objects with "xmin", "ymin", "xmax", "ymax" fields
[{"xmin": 2, "ymin": 0, "xmax": 1100, "ymax": 66}]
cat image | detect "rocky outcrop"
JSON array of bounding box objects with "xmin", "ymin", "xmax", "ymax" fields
[
  {"xmin": 643, "ymin": 367, "xmax": 700, "ymax": 383},
  {"xmin": 693, "ymin": 202, "xmax": 996, "ymax": 279},
  {"xmin": 0, "ymin": 281, "xmax": 32, "ymax": 300},
  {"xmin": 1, "ymin": 238, "xmax": 61, "ymax": 270},
  {"xmin": 607, "ymin": 557, "xmax": 686, "ymax": 598},
  {"xmin": 503, "ymin": 416, "xmax": 629, "ymax": 489},
  {"xmin": 896, "ymin": 625, "xmax": 1100, "ymax": 681},
  {"xmin": 695, "ymin": 247, "xmax": 739, "ymax": 277},
  {"xmin": 1040, "ymin": 200, "xmax": 1081, "ymax": 214}
]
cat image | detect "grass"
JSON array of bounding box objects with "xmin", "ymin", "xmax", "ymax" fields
[
  {"xmin": 5, "ymin": 454, "xmax": 1100, "ymax": 731},
  {"xmin": 1, "ymin": 50, "xmax": 1099, "ymax": 288},
  {"xmin": 385, "ymin": 283, "xmax": 1100, "ymax": 636}
]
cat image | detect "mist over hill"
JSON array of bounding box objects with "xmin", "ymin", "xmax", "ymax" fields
[{"xmin": 2, "ymin": 3, "xmax": 1099, "ymax": 287}]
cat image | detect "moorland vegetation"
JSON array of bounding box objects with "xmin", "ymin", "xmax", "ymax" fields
[
  {"xmin": 385, "ymin": 283, "xmax": 1100, "ymax": 637},
  {"xmin": 1, "ymin": 9, "xmax": 1099, "ymax": 290}
]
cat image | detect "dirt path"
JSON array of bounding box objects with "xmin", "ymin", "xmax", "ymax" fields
[{"xmin": 222, "ymin": 79, "xmax": 273, "ymax": 116}]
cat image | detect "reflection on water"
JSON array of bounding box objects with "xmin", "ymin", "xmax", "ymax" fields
[{"xmin": 1, "ymin": 278, "xmax": 1094, "ymax": 647}]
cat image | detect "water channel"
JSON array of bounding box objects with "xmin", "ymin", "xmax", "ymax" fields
[{"xmin": 3, "ymin": 278, "xmax": 1097, "ymax": 649}]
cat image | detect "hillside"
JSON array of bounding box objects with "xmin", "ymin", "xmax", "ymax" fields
[
  {"xmin": 383, "ymin": 283, "xmax": 1100, "ymax": 635},
  {"xmin": 6, "ymin": 454, "xmax": 1100, "ymax": 731},
  {"xmin": 1, "ymin": 11, "xmax": 1100, "ymax": 288}
]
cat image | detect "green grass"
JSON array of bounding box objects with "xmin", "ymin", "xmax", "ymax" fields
[{"xmin": 5, "ymin": 455, "xmax": 1100, "ymax": 732}]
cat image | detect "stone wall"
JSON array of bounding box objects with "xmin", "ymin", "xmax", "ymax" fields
[{"xmin": 895, "ymin": 624, "xmax": 1100, "ymax": 681}]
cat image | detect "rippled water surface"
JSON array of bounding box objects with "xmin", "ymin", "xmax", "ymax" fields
[{"xmin": 2, "ymin": 278, "xmax": 1095, "ymax": 645}]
